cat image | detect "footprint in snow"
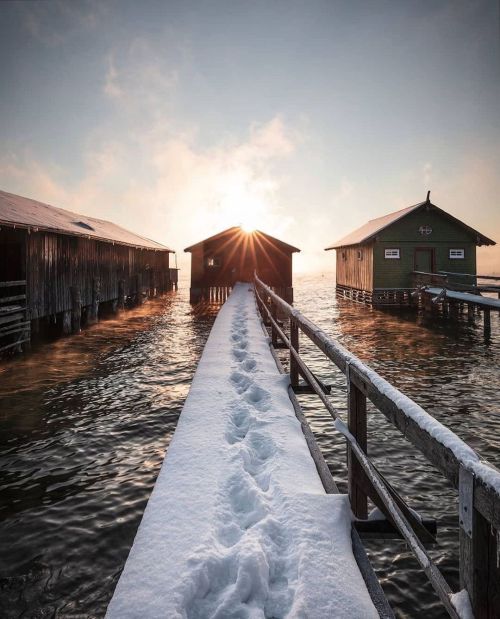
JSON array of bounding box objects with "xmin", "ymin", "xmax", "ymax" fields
[
  {"xmin": 226, "ymin": 472, "xmax": 269, "ymax": 530},
  {"xmin": 225, "ymin": 406, "xmax": 252, "ymax": 444},
  {"xmin": 241, "ymin": 358, "xmax": 257, "ymax": 372},
  {"xmin": 232, "ymin": 348, "xmax": 247, "ymax": 362},
  {"xmin": 229, "ymin": 371, "xmax": 252, "ymax": 394},
  {"xmin": 244, "ymin": 384, "xmax": 270, "ymax": 410}
]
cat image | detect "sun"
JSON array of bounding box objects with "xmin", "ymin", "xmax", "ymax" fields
[{"xmin": 241, "ymin": 221, "xmax": 256, "ymax": 233}]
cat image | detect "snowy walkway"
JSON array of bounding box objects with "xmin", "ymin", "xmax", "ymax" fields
[
  {"xmin": 425, "ymin": 286, "xmax": 500, "ymax": 309},
  {"xmin": 107, "ymin": 283, "xmax": 378, "ymax": 619}
]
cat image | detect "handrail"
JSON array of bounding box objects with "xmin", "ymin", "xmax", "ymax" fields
[
  {"xmin": 438, "ymin": 271, "xmax": 500, "ymax": 282},
  {"xmin": 0, "ymin": 280, "xmax": 27, "ymax": 288},
  {"xmin": 254, "ymin": 272, "xmax": 500, "ymax": 618},
  {"xmin": 412, "ymin": 270, "xmax": 448, "ymax": 279}
]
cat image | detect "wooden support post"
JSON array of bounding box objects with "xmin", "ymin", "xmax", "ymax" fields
[
  {"xmin": 290, "ymin": 318, "xmax": 299, "ymax": 388},
  {"xmin": 62, "ymin": 310, "xmax": 72, "ymax": 334},
  {"xmin": 348, "ymin": 374, "xmax": 368, "ymax": 519},
  {"xmin": 459, "ymin": 468, "xmax": 500, "ymax": 618},
  {"xmin": 70, "ymin": 287, "xmax": 81, "ymax": 333},
  {"xmin": 484, "ymin": 308, "xmax": 491, "ymax": 338},
  {"xmin": 271, "ymin": 301, "xmax": 278, "ymax": 347},
  {"xmin": 468, "ymin": 303, "xmax": 474, "ymax": 323},
  {"xmin": 118, "ymin": 279, "xmax": 125, "ymax": 310},
  {"xmin": 88, "ymin": 277, "xmax": 101, "ymax": 324},
  {"xmin": 136, "ymin": 274, "xmax": 144, "ymax": 305}
]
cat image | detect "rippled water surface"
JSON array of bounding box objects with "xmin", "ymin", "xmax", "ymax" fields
[{"xmin": 0, "ymin": 273, "xmax": 498, "ymax": 618}]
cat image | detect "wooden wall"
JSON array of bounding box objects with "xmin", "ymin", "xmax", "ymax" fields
[
  {"xmin": 190, "ymin": 231, "xmax": 294, "ymax": 289},
  {"xmin": 335, "ymin": 245, "xmax": 374, "ymax": 291},
  {"xmin": 24, "ymin": 231, "xmax": 171, "ymax": 319}
]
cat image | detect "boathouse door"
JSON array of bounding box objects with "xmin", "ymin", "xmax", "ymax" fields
[{"xmin": 414, "ymin": 248, "xmax": 434, "ymax": 273}]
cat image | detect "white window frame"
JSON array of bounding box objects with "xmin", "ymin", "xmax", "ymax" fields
[
  {"xmin": 384, "ymin": 248, "xmax": 400, "ymax": 259},
  {"xmin": 357, "ymin": 249, "xmax": 363, "ymax": 261},
  {"xmin": 449, "ymin": 249, "xmax": 465, "ymax": 259},
  {"xmin": 207, "ymin": 256, "xmax": 221, "ymax": 267}
]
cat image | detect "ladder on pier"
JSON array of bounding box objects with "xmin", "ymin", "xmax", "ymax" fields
[{"xmin": 0, "ymin": 280, "xmax": 30, "ymax": 355}]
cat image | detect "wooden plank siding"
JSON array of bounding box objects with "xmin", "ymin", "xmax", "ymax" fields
[
  {"xmin": 335, "ymin": 245, "xmax": 374, "ymax": 292},
  {"xmin": 26, "ymin": 231, "xmax": 171, "ymax": 319}
]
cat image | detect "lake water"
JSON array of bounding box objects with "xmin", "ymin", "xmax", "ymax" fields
[{"xmin": 0, "ymin": 273, "xmax": 498, "ymax": 618}]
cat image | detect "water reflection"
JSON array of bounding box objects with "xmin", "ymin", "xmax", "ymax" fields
[
  {"xmin": 0, "ymin": 284, "xmax": 218, "ymax": 618},
  {"xmin": 0, "ymin": 273, "xmax": 498, "ymax": 618}
]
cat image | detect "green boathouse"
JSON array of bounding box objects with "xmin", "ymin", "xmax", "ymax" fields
[{"xmin": 324, "ymin": 193, "xmax": 495, "ymax": 305}]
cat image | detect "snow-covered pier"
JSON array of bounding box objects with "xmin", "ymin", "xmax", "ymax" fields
[
  {"xmin": 107, "ymin": 283, "xmax": 382, "ymax": 618},
  {"xmin": 108, "ymin": 279, "xmax": 500, "ymax": 618}
]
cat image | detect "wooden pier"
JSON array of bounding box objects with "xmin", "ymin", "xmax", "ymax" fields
[
  {"xmin": 108, "ymin": 283, "xmax": 389, "ymax": 618},
  {"xmin": 255, "ymin": 274, "xmax": 500, "ymax": 618},
  {"xmin": 413, "ymin": 270, "xmax": 500, "ymax": 338}
]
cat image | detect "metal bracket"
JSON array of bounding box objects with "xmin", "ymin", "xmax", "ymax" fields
[{"xmin": 459, "ymin": 465, "xmax": 474, "ymax": 538}]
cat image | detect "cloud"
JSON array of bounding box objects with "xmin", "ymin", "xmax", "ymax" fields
[
  {"xmin": 0, "ymin": 115, "xmax": 299, "ymax": 269},
  {"xmin": 103, "ymin": 39, "xmax": 179, "ymax": 122},
  {"xmin": 18, "ymin": 0, "xmax": 103, "ymax": 46}
]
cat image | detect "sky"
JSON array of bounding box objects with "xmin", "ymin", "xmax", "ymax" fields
[{"xmin": 0, "ymin": 0, "xmax": 499, "ymax": 274}]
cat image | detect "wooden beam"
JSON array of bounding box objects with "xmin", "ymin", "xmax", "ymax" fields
[
  {"xmin": 0, "ymin": 280, "xmax": 26, "ymax": 287},
  {"xmin": 348, "ymin": 374, "xmax": 368, "ymax": 519},
  {"xmin": 290, "ymin": 317, "xmax": 299, "ymax": 388},
  {"xmin": 355, "ymin": 518, "xmax": 437, "ymax": 540},
  {"xmin": 0, "ymin": 294, "xmax": 26, "ymax": 304},
  {"xmin": 0, "ymin": 338, "xmax": 30, "ymax": 353}
]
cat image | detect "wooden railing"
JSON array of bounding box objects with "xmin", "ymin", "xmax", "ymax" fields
[
  {"xmin": 414, "ymin": 270, "xmax": 500, "ymax": 296},
  {"xmin": 254, "ymin": 273, "xmax": 500, "ymax": 619},
  {"xmin": 0, "ymin": 280, "xmax": 30, "ymax": 354}
]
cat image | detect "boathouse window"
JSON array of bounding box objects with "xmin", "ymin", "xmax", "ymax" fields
[
  {"xmin": 357, "ymin": 250, "xmax": 363, "ymax": 260},
  {"xmin": 449, "ymin": 248, "xmax": 464, "ymax": 259},
  {"xmin": 341, "ymin": 251, "xmax": 346, "ymax": 261},
  {"xmin": 384, "ymin": 248, "xmax": 400, "ymax": 259},
  {"xmin": 207, "ymin": 256, "xmax": 221, "ymax": 267}
]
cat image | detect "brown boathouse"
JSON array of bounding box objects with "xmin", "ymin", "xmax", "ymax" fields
[
  {"xmin": 184, "ymin": 226, "xmax": 299, "ymax": 303},
  {"xmin": 325, "ymin": 193, "xmax": 495, "ymax": 305},
  {"xmin": 0, "ymin": 190, "xmax": 176, "ymax": 354}
]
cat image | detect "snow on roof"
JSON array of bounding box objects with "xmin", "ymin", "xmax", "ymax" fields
[
  {"xmin": 0, "ymin": 190, "xmax": 173, "ymax": 251},
  {"xmin": 325, "ymin": 200, "xmax": 495, "ymax": 249},
  {"xmin": 184, "ymin": 226, "xmax": 300, "ymax": 253}
]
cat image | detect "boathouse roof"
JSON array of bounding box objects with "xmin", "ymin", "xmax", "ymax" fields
[
  {"xmin": 0, "ymin": 190, "xmax": 173, "ymax": 251},
  {"xmin": 184, "ymin": 226, "xmax": 301, "ymax": 253},
  {"xmin": 324, "ymin": 199, "xmax": 495, "ymax": 250}
]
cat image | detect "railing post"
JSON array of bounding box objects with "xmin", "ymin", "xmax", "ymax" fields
[
  {"xmin": 347, "ymin": 367, "xmax": 368, "ymax": 519},
  {"xmin": 459, "ymin": 467, "xmax": 500, "ymax": 618},
  {"xmin": 290, "ymin": 317, "xmax": 299, "ymax": 387},
  {"xmin": 484, "ymin": 308, "xmax": 491, "ymax": 339},
  {"xmin": 271, "ymin": 300, "xmax": 278, "ymax": 347}
]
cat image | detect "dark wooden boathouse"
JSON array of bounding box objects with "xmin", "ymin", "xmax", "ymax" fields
[
  {"xmin": 325, "ymin": 193, "xmax": 495, "ymax": 305},
  {"xmin": 0, "ymin": 190, "xmax": 177, "ymax": 354},
  {"xmin": 184, "ymin": 226, "xmax": 299, "ymax": 303}
]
